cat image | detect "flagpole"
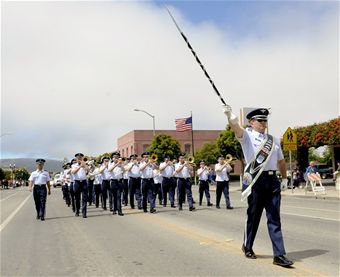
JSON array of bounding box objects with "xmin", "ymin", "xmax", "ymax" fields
[
  {"xmin": 190, "ymin": 111, "xmax": 194, "ymax": 156},
  {"xmin": 190, "ymin": 111, "xmax": 196, "ymax": 186}
]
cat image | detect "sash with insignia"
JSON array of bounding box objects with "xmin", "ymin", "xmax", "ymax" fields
[{"xmin": 241, "ymin": 134, "xmax": 275, "ymax": 201}]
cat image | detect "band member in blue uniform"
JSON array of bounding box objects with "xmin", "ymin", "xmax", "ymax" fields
[
  {"xmin": 159, "ymin": 156, "xmax": 176, "ymax": 208},
  {"xmin": 99, "ymin": 156, "xmax": 111, "ymax": 210},
  {"xmin": 71, "ymin": 153, "xmax": 89, "ymax": 218},
  {"xmin": 175, "ymin": 154, "xmax": 195, "ymax": 211},
  {"xmin": 108, "ymin": 152, "xmax": 124, "ymax": 216},
  {"xmin": 139, "ymin": 152, "xmax": 158, "ymax": 213},
  {"xmin": 223, "ymin": 105, "xmax": 293, "ymax": 267},
  {"xmin": 215, "ymin": 156, "xmax": 233, "ymax": 209},
  {"xmin": 126, "ymin": 154, "xmax": 142, "ymax": 209},
  {"xmin": 28, "ymin": 159, "xmax": 51, "ymax": 221},
  {"xmin": 197, "ymin": 161, "xmax": 213, "ymax": 206}
]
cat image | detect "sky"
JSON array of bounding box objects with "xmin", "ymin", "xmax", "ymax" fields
[{"xmin": 1, "ymin": 0, "xmax": 339, "ymax": 160}]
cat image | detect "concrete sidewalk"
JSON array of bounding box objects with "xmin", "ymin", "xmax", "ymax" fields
[{"xmin": 207, "ymin": 181, "xmax": 340, "ymax": 200}]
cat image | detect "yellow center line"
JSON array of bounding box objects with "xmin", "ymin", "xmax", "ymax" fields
[{"xmin": 132, "ymin": 212, "xmax": 330, "ymax": 277}]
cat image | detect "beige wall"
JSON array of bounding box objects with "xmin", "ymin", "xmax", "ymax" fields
[{"xmin": 117, "ymin": 130, "xmax": 222, "ymax": 157}]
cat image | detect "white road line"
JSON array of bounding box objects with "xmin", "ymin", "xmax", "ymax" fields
[
  {"xmin": 0, "ymin": 192, "xmax": 20, "ymax": 202},
  {"xmin": 284, "ymin": 205, "xmax": 340, "ymax": 213},
  {"xmin": 281, "ymin": 211, "xmax": 340, "ymax": 222},
  {"xmin": 0, "ymin": 193, "xmax": 31, "ymax": 233}
]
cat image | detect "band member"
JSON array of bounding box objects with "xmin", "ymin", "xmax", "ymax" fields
[
  {"xmin": 197, "ymin": 161, "xmax": 213, "ymax": 206},
  {"xmin": 88, "ymin": 162, "xmax": 102, "ymax": 208},
  {"xmin": 99, "ymin": 156, "xmax": 111, "ymax": 210},
  {"xmin": 159, "ymin": 156, "xmax": 176, "ymax": 208},
  {"xmin": 126, "ymin": 154, "xmax": 142, "ymax": 209},
  {"xmin": 87, "ymin": 161, "xmax": 95, "ymax": 206},
  {"xmin": 28, "ymin": 159, "xmax": 51, "ymax": 221},
  {"xmin": 215, "ymin": 156, "xmax": 233, "ymax": 209},
  {"xmin": 108, "ymin": 152, "xmax": 124, "ymax": 216},
  {"xmin": 69, "ymin": 159, "xmax": 76, "ymax": 213},
  {"xmin": 153, "ymin": 169, "xmax": 163, "ymax": 205},
  {"xmin": 122, "ymin": 160, "xmax": 129, "ymax": 206},
  {"xmin": 223, "ymin": 105, "xmax": 293, "ymax": 267},
  {"xmin": 139, "ymin": 152, "xmax": 158, "ymax": 213},
  {"xmin": 175, "ymin": 154, "xmax": 195, "ymax": 211},
  {"xmin": 71, "ymin": 153, "xmax": 90, "ymax": 218},
  {"xmin": 62, "ymin": 163, "xmax": 71, "ymax": 207}
]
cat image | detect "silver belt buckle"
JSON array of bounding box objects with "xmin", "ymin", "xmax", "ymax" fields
[{"xmin": 268, "ymin": 171, "xmax": 274, "ymax": 175}]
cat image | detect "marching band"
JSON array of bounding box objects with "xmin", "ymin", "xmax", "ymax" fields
[{"xmin": 57, "ymin": 152, "xmax": 233, "ymax": 216}]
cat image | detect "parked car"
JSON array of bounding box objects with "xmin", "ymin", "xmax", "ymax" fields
[
  {"xmin": 52, "ymin": 173, "xmax": 63, "ymax": 188},
  {"xmin": 316, "ymin": 164, "xmax": 333, "ymax": 179}
]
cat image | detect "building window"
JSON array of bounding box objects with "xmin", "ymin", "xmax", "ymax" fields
[
  {"xmin": 143, "ymin": 144, "xmax": 149, "ymax": 152},
  {"xmin": 122, "ymin": 149, "xmax": 125, "ymax": 157},
  {"xmin": 126, "ymin": 147, "xmax": 129, "ymax": 157},
  {"xmin": 131, "ymin": 146, "xmax": 133, "ymax": 155},
  {"xmin": 184, "ymin": 144, "xmax": 191, "ymax": 154}
]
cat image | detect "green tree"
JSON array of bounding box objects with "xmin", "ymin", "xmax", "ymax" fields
[
  {"xmin": 147, "ymin": 134, "xmax": 181, "ymax": 163},
  {"xmin": 194, "ymin": 142, "xmax": 220, "ymax": 166},
  {"xmin": 15, "ymin": 168, "xmax": 30, "ymax": 180},
  {"xmin": 217, "ymin": 126, "xmax": 243, "ymax": 161},
  {"xmin": 0, "ymin": 168, "xmax": 5, "ymax": 180}
]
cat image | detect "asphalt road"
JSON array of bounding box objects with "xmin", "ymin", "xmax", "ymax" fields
[{"xmin": 1, "ymin": 185, "xmax": 339, "ymax": 277}]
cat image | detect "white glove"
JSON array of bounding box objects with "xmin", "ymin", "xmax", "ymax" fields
[
  {"xmin": 281, "ymin": 178, "xmax": 288, "ymax": 191},
  {"xmin": 222, "ymin": 105, "xmax": 238, "ymax": 125}
]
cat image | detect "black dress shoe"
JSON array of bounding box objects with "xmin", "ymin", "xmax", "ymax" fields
[
  {"xmin": 273, "ymin": 256, "xmax": 294, "ymax": 267},
  {"xmin": 40, "ymin": 217, "xmax": 45, "ymax": 221},
  {"xmin": 36, "ymin": 215, "xmax": 40, "ymax": 220},
  {"xmin": 118, "ymin": 211, "xmax": 124, "ymax": 216},
  {"xmin": 103, "ymin": 207, "xmax": 107, "ymax": 210},
  {"xmin": 171, "ymin": 205, "xmax": 176, "ymax": 208},
  {"xmin": 82, "ymin": 215, "xmax": 87, "ymax": 218},
  {"xmin": 75, "ymin": 213, "xmax": 80, "ymax": 217},
  {"xmin": 178, "ymin": 206, "xmax": 183, "ymax": 211},
  {"xmin": 138, "ymin": 207, "xmax": 143, "ymax": 210},
  {"xmin": 227, "ymin": 206, "xmax": 234, "ymax": 210},
  {"xmin": 150, "ymin": 208, "xmax": 156, "ymax": 214},
  {"xmin": 112, "ymin": 211, "xmax": 117, "ymax": 215},
  {"xmin": 242, "ymin": 244, "xmax": 257, "ymax": 259},
  {"xmin": 189, "ymin": 206, "xmax": 196, "ymax": 211},
  {"xmin": 143, "ymin": 209, "xmax": 148, "ymax": 213},
  {"xmin": 110, "ymin": 208, "xmax": 113, "ymax": 212},
  {"xmin": 216, "ymin": 206, "xmax": 220, "ymax": 209},
  {"xmin": 207, "ymin": 202, "xmax": 214, "ymax": 206}
]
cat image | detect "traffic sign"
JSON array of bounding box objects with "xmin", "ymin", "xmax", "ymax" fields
[{"xmin": 283, "ymin": 127, "xmax": 297, "ymax": 151}]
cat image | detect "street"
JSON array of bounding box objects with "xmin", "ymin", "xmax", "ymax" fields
[{"xmin": 1, "ymin": 185, "xmax": 339, "ymax": 277}]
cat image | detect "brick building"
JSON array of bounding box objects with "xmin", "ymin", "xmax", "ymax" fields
[{"xmin": 117, "ymin": 130, "xmax": 222, "ymax": 158}]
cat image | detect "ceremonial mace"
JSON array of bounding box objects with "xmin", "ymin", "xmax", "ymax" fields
[{"xmin": 165, "ymin": 7, "xmax": 227, "ymax": 105}]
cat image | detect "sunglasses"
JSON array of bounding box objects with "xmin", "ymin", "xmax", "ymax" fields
[{"xmin": 256, "ymin": 119, "xmax": 267, "ymax": 123}]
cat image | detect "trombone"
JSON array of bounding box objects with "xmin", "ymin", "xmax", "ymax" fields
[
  {"xmin": 225, "ymin": 154, "xmax": 233, "ymax": 164},
  {"xmin": 150, "ymin": 153, "xmax": 158, "ymax": 162},
  {"xmin": 186, "ymin": 156, "xmax": 195, "ymax": 164}
]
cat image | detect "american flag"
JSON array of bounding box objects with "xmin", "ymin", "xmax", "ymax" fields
[{"xmin": 175, "ymin": 116, "xmax": 192, "ymax": 132}]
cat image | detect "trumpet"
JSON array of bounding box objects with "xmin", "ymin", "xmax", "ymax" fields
[
  {"xmin": 86, "ymin": 160, "xmax": 95, "ymax": 166},
  {"xmin": 150, "ymin": 153, "xmax": 158, "ymax": 162}
]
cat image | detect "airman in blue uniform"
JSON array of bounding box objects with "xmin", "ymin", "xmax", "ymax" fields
[
  {"xmin": 223, "ymin": 105, "xmax": 294, "ymax": 267},
  {"xmin": 28, "ymin": 159, "xmax": 51, "ymax": 221}
]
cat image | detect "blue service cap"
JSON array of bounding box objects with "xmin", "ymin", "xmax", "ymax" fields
[
  {"xmin": 246, "ymin": 108, "xmax": 269, "ymax": 120},
  {"xmin": 36, "ymin": 159, "xmax": 46, "ymax": 164},
  {"xmin": 75, "ymin": 153, "xmax": 84, "ymax": 158}
]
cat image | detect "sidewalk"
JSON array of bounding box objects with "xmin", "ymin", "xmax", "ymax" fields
[{"xmin": 207, "ymin": 181, "xmax": 340, "ymax": 200}]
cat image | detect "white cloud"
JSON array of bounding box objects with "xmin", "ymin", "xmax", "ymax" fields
[{"xmin": 1, "ymin": 1, "xmax": 338, "ymax": 159}]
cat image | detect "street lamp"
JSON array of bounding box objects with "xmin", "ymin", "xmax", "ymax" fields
[
  {"xmin": 134, "ymin": 109, "xmax": 156, "ymax": 136},
  {"xmin": 9, "ymin": 163, "xmax": 16, "ymax": 187}
]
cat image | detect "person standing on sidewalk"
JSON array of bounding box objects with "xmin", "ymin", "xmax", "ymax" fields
[{"xmin": 223, "ymin": 105, "xmax": 293, "ymax": 268}]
